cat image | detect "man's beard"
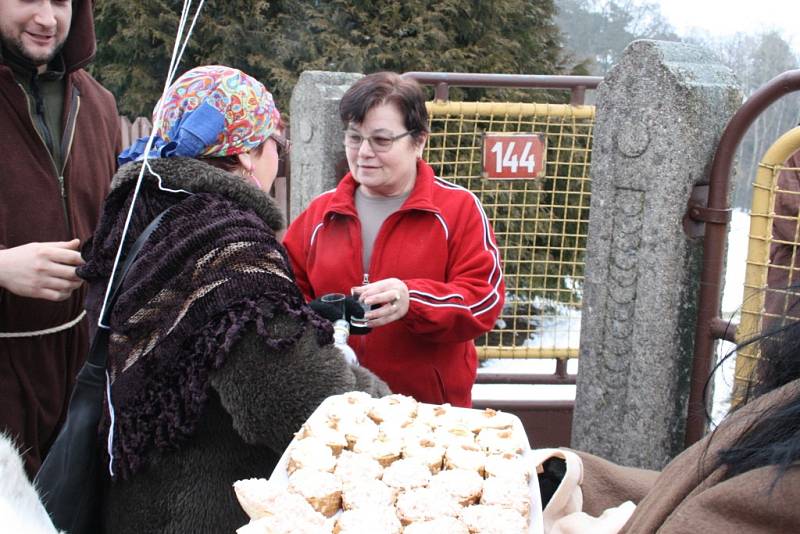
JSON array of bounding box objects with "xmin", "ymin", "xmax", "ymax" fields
[{"xmin": 0, "ymin": 33, "xmax": 66, "ymax": 69}]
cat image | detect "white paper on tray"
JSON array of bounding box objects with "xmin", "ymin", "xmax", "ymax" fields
[{"xmin": 266, "ymin": 394, "xmax": 544, "ymax": 534}]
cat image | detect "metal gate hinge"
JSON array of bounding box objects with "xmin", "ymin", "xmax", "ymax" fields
[
  {"xmin": 683, "ymin": 184, "xmax": 732, "ymax": 238},
  {"xmin": 688, "ymin": 205, "xmax": 732, "ymax": 224}
]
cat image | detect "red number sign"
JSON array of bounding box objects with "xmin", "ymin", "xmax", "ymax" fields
[{"xmin": 482, "ymin": 133, "xmax": 547, "ymax": 179}]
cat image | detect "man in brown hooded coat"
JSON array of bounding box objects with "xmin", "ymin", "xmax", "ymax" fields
[{"xmin": 0, "ymin": 0, "xmax": 120, "ymax": 478}]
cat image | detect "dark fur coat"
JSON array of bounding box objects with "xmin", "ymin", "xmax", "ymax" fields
[{"xmin": 79, "ymin": 158, "xmax": 390, "ymax": 533}]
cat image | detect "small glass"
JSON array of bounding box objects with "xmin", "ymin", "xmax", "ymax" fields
[
  {"xmin": 349, "ymin": 287, "xmax": 370, "ymax": 328},
  {"xmin": 320, "ymin": 293, "xmax": 346, "ymax": 321}
]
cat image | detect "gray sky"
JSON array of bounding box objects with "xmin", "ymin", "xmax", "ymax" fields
[{"xmin": 650, "ymin": 0, "xmax": 800, "ymax": 54}]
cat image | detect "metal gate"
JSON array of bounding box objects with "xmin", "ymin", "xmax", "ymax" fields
[
  {"xmin": 404, "ymin": 73, "xmax": 600, "ymax": 383},
  {"xmin": 424, "ymin": 101, "xmax": 594, "ymax": 363},
  {"xmin": 735, "ymin": 126, "xmax": 800, "ymax": 399}
]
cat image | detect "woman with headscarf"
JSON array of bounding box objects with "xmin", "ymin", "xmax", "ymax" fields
[{"xmin": 78, "ymin": 65, "xmax": 389, "ymax": 533}]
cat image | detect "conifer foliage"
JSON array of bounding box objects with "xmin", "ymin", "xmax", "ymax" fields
[{"xmin": 92, "ymin": 0, "xmax": 565, "ymax": 118}]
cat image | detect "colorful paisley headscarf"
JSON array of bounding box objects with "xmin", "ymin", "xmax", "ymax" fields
[{"xmin": 118, "ymin": 65, "xmax": 280, "ymax": 165}]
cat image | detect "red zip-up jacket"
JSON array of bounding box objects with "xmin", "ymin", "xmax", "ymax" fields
[{"xmin": 283, "ymin": 160, "xmax": 504, "ymax": 406}]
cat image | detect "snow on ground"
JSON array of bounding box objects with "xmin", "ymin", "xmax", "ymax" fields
[{"xmin": 473, "ymin": 208, "xmax": 751, "ymax": 427}]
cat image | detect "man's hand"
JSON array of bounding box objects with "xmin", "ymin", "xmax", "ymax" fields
[{"xmin": 0, "ymin": 239, "xmax": 85, "ymax": 301}]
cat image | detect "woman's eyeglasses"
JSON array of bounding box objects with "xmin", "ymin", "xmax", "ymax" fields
[
  {"xmin": 344, "ymin": 130, "xmax": 415, "ymax": 152},
  {"xmin": 270, "ymin": 132, "xmax": 290, "ymax": 161}
]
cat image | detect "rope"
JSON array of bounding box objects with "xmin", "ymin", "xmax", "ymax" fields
[
  {"xmin": 97, "ymin": 0, "xmax": 205, "ymax": 329},
  {"xmin": 98, "ymin": 0, "xmax": 207, "ymax": 478},
  {"xmin": 0, "ymin": 310, "xmax": 86, "ymax": 338}
]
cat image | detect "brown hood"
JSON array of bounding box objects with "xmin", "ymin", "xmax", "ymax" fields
[
  {"xmin": 62, "ymin": 0, "xmax": 97, "ymax": 72},
  {"xmin": 0, "ymin": 0, "xmax": 96, "ymax": 72}
]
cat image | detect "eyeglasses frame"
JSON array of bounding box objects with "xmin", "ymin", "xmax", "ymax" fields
[
  {"xmin": 343, "ymin": 129, "xmax": 417, "ymax": 153},
  {"xmin": 270, "ymin": 132, "xmax": 290, "ymax": 161}
]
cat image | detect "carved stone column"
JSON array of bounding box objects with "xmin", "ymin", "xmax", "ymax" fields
[
  {"xmin": 571, "ymin": 40, "xmax": 741, "ymax": 469},
  {"xmin": 288, "ymin": 71, "xmax": 362, "ymax": 220}
]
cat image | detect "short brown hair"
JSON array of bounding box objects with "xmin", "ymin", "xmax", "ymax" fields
[
  {"xmin": 199, "ymin": 116, "xmax": 286, "ymax": 174},
  {"xmin": 199, "ymin": 143, "xmax": 264, "ymax": 174},
  {"xmin": 339, "ymin": 72, "xmax": 429, "ymax": 142}
]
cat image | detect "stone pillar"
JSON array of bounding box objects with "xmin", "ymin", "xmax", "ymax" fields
[
  {"xmin": 288, "ymin": 71, "xmax": 362, "ymax": 221},
  {"xmin": 571, "ymin": 40, "xmax": 741, "ymax": 469}
]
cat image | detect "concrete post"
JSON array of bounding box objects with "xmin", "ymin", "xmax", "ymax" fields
[
  {"xmin": 571, "ymin": 40, "xmax": 741, "ymax": 469},
  {"xmin": 288, "ymin": 71, "xmax": 362, "ymax": 221}
]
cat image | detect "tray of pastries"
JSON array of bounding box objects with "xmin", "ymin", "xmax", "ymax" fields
[{"xmin": 234, "ymin": 392, "xmax": 543, "ymax": 534}]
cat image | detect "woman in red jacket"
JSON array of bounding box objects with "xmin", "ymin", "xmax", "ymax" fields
[{"xmin": 283, "ymin": 72, "xmax": 505, "ymax": 407}]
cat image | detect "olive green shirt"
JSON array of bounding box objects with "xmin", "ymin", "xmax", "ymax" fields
[{"xmin": 7, "ymin": 53, "xmax": 66, "ymax": 171}]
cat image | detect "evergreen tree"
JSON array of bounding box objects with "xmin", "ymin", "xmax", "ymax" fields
[{"xmin": 92, "ymin": 0, "xmax": 567, "ymax": 118}]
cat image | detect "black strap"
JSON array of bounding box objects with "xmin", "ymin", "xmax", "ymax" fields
[{"xmin": 87, "ymin": 207, "xmax": 172, "ymax": 367}]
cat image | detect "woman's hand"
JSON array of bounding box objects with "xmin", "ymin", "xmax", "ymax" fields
[{"xmin": 355, "ymin": 278, "xmax": 409, "ymax": 327}]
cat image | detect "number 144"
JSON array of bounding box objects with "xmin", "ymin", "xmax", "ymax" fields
[{"xmin": 490, "ymin": 141, "xmax": 536, "ymax": 173}]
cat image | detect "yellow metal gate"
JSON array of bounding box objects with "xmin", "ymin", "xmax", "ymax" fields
[
  {"xmin": 735, "ymin": 126, "xmax": 800, "ymax": 398},
  {"xmin": 423, "ymin": 101, "xmax": 596, "ymax": 361}
]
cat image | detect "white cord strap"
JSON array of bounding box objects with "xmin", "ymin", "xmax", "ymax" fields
[
  {"xmin": 0, "ymin": 310, "xmax": 87, "ymax": 338},
  {"xmin": 103, "ymin": 0, "xmax": 206, "ymax": 477},
  {"xmin": 97, "ymin": 0, "xmax": 205, "ymax": 329}
]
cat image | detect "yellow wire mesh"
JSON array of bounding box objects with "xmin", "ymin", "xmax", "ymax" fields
[
  {"xmin": 423, "ymin": 101, "xmax": 596, "ymax": 360},
  {"xmin": 735, "ymin": 126, "xmax": 800, "ymax": 401}
]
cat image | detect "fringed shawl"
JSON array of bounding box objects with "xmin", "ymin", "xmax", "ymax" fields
[{"xmin": 79, "ymin": 158, "xmax": 332, "ymax": 479}]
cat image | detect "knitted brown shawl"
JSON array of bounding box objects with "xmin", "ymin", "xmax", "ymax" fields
[{"xmin": 79, "ymin": 158, "xmax": 331, "ymax": 479}]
